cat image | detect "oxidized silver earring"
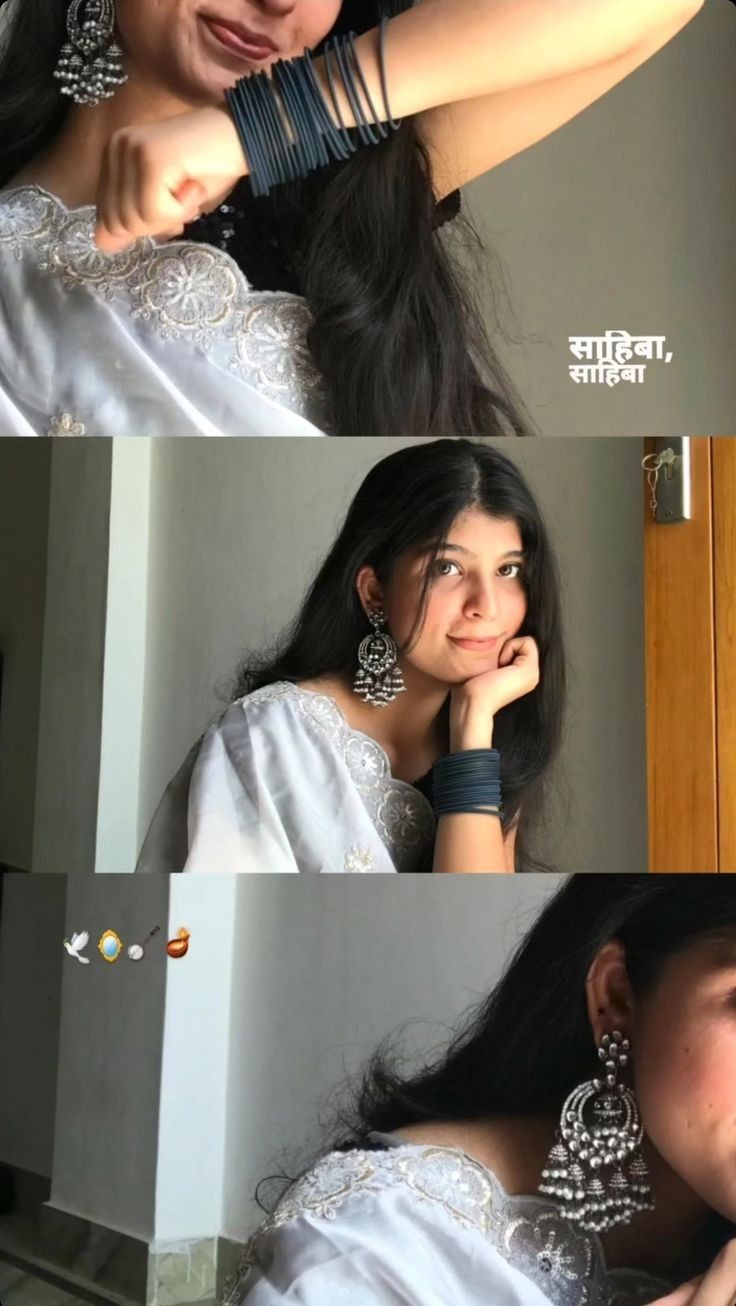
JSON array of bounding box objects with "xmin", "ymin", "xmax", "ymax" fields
[
  {"xmin": 539, "ymin": 1030, "xmax": 654, "ymax": 1233},
  {"xmin": 54, "ymin": 0, "xmax": 128, "ymax": 106},
  {"xmin": 353, "ymin": 609, "xmax": 406, "ymax": 707}
]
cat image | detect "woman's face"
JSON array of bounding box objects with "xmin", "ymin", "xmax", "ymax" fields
[
  {"xmin": 381, "ymin": 508, "xmax": 529, "ymax": 687},
  {"xmin": 116, "ymin": 0, "xmax": 344, "ymax": 105},
  {"xmin": 632, "ymin": 938, "xmax": 736, "ymax": 1222}
]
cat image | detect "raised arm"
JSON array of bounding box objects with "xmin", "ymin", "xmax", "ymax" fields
[{"xmin": 94, "ymin": 0, "xmax": 706, "ymax": 250}]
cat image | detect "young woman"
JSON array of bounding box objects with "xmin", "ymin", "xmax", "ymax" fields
[
  {"xmin": 229, "ymin": 874, "xmax": 736, "ymax": 1305},
  {"xmin": 0, "ymin": 0, "xmax": 704, "ymax": 436},
  {"xmin": 135, "ymin": 438, "xmax": 566, "ymax": 874}
]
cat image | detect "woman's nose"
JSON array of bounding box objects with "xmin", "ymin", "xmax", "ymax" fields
[
  {"xmin": 253, "ymin": 0, "xmax": 298, "ymax": 15},
  {"xmin": 465, "ymin": 581, "xmax": 499, "ymax": 622}
]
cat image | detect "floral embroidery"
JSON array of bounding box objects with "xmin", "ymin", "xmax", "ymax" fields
[
  {"xmin": 224, "ymin": 1145, "xmax": 672, "ymax": 1306},
  {"xmin": 0, "ymin": 185, "xmax": 328, "ymax": 426},
  {"xmin": 343, "ymin": 847, "xmax": 374, "ymax": 873},
  {"xmin": 241, "ymin": 683, "xmax": 436, "ymax": 873},
  {"xmin": 48, "ymin": 413, "xmax": 86, "ymax": 437},
  {"xmin": 131, "ymin": 247, "xmax": 241, "ymax": 343}
]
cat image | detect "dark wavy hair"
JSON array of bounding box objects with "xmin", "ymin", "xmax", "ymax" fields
[
  {"xmin": 232, "ymin": 438, "xmax": 566, "ymax": 871},
  {"xmin": 266, "ymin": 875, "xmax": 736, "ymax": 1266},
  {"xmin": 0, "ymin": 0, "xmax": 532, "ymax": 439}
]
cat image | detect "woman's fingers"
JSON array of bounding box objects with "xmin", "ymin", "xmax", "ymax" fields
[
  {"xmin": 655, "ymin": 1241, "xmax": 736, "ymax": 1306},
  {"xmin": 93, "ymin": 108, "xmax": 247, "ymax": 253},
  {"xmin": 649, "ymin": 1281, "xmax": 702, "ymax": 1306}
]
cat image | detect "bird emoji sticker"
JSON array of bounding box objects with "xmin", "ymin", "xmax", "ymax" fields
[
  {"xmin": 166, "ymin": 927, "xmax": 191, "ymax": 959},
  {"xmin": 63, "ymin": 931, "xmax": 90, "ymax": 964}
]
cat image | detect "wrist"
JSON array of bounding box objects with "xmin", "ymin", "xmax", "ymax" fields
[{"xmin": 449, "ymin": 703, "xmax": 494, "ymax": 752}]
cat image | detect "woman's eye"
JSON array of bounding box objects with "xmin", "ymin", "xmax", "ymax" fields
[
  {"xmin": 434, "ymin": 559, "xmax": 461, "ymax": 578},
  {"xmin": 498, "ymin": 563, "xmax": 522, "ymax": 579}
]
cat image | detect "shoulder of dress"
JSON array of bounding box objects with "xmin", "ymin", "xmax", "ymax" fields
[
  {"xmin": 231, "ymin": 682, "xmax": 346, "ymax": 735},
  {"xmin": 264, "ymin": 1144, "xmax": 501, "ymax": 1237}
]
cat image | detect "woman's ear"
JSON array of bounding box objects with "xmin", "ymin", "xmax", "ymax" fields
[
  {"xmin": 355, "ymin": 565, "xmax": 384, "ymax": 619},
  {"xmin": 584, "ymin": 939, "xmax": 635, "ymax": 1046}
]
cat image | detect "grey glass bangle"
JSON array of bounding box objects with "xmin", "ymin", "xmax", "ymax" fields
[
  {"xmin": 432, "ymin": 749, "xmax": 504, "ymax": 819},
  {"xmin": 224, "ymin": 18, "xmax": 402, "ymax": 198}
]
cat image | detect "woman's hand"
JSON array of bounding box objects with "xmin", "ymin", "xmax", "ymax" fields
[
  {"xmin": 649, "ymin": 1241, "xmax": 736, "ymax": 1304},
  {"xmin": 449, "ymin": 635, "xmax": 540, "ymax": 752},
  {"xmin": 93, "ymin": 106, "xmax": 247, "ymax": 253}
]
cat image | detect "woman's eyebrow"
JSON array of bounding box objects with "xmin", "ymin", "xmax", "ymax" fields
[{"xmin": 433, "ymin": 542, "xmax": 526, "ymax": 560}]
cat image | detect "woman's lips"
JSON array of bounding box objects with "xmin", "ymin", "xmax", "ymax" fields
[
  {"xmin": 201, "ymin": 17, "xmax": 277, "ymax": 61},
  {"xmin": 449, "ymin": 636, "xmax": 501, "ymax": 652}
]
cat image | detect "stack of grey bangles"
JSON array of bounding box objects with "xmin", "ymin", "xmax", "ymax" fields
[
  {"xmin": 432, "ymin": 750, "xmax": 504, "ymax": 819},
  {"xmin": 225, "ymin": 17, "xmax": 401, "ymax": 198}
]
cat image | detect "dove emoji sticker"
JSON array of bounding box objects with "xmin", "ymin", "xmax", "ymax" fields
[
  {"xmin": 166, "ymin": 928, "xmax": 191, "ymax": 960},
  {"xmin": 98, "ymin": 930, "xmax": 124, "ymax": 963},
  {"xmin": 126, "ymin": 925, "xmax": 161, "ymax": 962},
  {"xmin": 63, "ymin": 931, "xmax": 90, "ymax": 965}
]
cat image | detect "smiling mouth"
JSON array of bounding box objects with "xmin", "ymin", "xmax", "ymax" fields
[
  {"xmin": 449, "ymin": 636, "xmax": 501, "ymax": 651},
  {"xmin": 201, "ymin": 16, "xmax": 278, "ymax": 62}
]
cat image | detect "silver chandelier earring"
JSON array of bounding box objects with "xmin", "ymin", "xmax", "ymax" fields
[
  {"xmin": 54, "ymin": 0, "xmax": 128, "ymax": 106},
  {"xmin": 353, "ymin": 609, "xmax": 406, "ymax": 707},
  {"xmin": 539, "ymin": 1030, "xmax": 654, "ymax": 1233}
]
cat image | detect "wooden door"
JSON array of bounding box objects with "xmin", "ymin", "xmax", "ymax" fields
[{"xmin": 644, "ymin": 437, "xmax": 735, "ymax": 873}]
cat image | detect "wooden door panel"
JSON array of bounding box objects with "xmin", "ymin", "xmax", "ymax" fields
[{"xmin": 645, "ymin": 439, "xmax": 718, "ymax": 872}]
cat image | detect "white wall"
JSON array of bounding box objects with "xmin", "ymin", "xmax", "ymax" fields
[{"xmin": 467, "ymin": 0, "xmax": 736, "ymax": 436}]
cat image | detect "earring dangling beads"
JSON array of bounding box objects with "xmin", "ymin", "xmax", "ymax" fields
[
  {"xmin": 353, "ymin": 609, "xmax": 406, "ymax": 707},
  {"xmin": 539, "ymin": 1030, "xmax": 654, "ymax": 1233},
  {"xmin": 54, "ymin": 0, "xmax": 128, "ymax": 106}
]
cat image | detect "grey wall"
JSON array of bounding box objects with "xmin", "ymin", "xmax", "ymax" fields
[
  {"xmin": 31, "ymin": 443, "xmax": 113, "ymax": 874},
  {"xmin": 138, "ymin": 437, "xmax": 648, "ymax": 873},
  {"xmin": 466, "ymin": 0, "xmax": 736, "ymax": 436},
  {"xmin": 0, "ymin": 873, "xmax": 66, "ymax": 1177},
  {"xmin": 49, "ymin": 873, "xmax": 170, "ymax": 1238},
  {"xmin": 0, "ymin": 444, "xmax": 52, "ymax": 871},
  {"xmin": 222, "ymin": 874, "xmax": 561, "ymax": 1238}
]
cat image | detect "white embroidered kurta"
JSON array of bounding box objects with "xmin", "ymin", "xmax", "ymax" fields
[
  {"xmin": 0, "ymin": 185, "xmax": 329, "ymax": 437},
  {"xmin": 135, "ymin": 682, "xmax": 436, "ymax": 874},
  {"xmin": 226, "ymin": 1141, "xmax": 673, "ymax": 1306}
]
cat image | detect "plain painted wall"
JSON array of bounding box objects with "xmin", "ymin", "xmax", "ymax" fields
[
  {"xmin": 137, "ymin": 437, "xmax": 648, "ymax": 873},
  {"xmin": 464, "ymin": 0, "xmax": 736, "ymax": 436},
  {"xmin": 31, "ymin": 443, "xmax": 113, "ymax": 874},
  {"xmin": 0, "ymin": 873, "xmax": 66, "ymax": 1176},
  {"xmin": 0, "ymin": 444, "xmax": 52, "ymax": 871}
]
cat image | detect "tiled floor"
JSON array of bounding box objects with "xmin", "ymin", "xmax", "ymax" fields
[{"xmin": 0, "ymin": 1259, "xmax": 115, "ymax": 1306}]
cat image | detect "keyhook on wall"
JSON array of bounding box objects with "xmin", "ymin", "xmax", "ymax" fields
[{"xmin": 641, "ymin": 438, "xmax": 691, "ymax": 524}]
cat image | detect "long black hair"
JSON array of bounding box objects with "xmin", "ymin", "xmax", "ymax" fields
[
  {"xmin": 0, "ymin": 0, "xmax": 532, "ymax": 439},
  {"xmin": 233, "ymin": 438, "xmax": 566, "ymax": 871}
]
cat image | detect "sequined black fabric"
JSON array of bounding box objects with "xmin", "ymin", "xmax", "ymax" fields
[{"xmin": 184, "ymin": 182, "xmax": 461, "ymax": 295}]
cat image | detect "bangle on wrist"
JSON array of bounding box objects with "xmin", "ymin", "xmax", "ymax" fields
[
  {"xmin": 225, "ymin": 18, "xmax": 401, "ymax": 198},
  {"xmin": 432, "ymin": 748, "xmax": 503, "ymax": 819}
]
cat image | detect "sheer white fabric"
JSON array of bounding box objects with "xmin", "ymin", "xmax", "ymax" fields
[
  {"xmin": 227, "ymin": 1142, "xmax": 672, "ymax": 1306},
  {"xmin": 135, "ymin": 683, "xmax": 436, "ymax": 874},
  {"xmin": 0, "ymin": 186, "xmax": 329, "ymax": 437}
]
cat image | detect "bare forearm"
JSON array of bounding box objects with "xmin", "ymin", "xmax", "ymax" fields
[
  {"xmin": 432, "ymin": 811, "xmax": 511, "ymax": 873},
  {"xmin": 323, "ymin": 0, "xmax": 705, "ymax": 124}
]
